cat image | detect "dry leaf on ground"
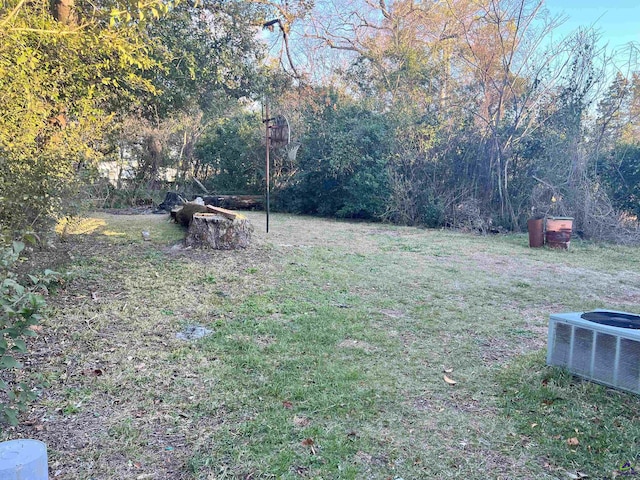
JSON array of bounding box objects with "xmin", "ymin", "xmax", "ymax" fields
[{"xmin": 301, "ymin": 438, "xmax": 316, "ymax": 455}]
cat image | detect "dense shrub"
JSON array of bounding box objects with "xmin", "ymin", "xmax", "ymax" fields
[
  {"xmin": 194, "ymin": 113, "xmax": 264, "ymax": 195},
  {"xmin": 0, "ymin": 240, "xmax": 58, "ymax": 425},
  {"xmin": 278, "ymin": 99, "xmax": 392, "ymax": 220},
  {"xmin": 600, "ymin": 144, "xmax": 640, "ymax": 219}
]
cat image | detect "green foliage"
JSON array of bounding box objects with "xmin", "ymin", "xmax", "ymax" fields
[
  {"xmin": 278, "ymin": 93, "xmax": 392, "ymax": 220},
  {"xmin": 0, "ymin": 0, "xmax": 270, "ymax": 232},
  {"xmin": 0, "ymin": 0, "xmax": 638, "ymax": 241},
  {"xmin": 600, "ymin": 143, "xmax": 640, "ymax": 218},
  {"xmin": 194, "ymin": 113, "xmax": 264, "ymax": 194},
  {"xmin": 0, "ymin": 0, "xmax": 164, "ymax": 235},
  {"xmin": 142, "ymin": 1, "xmax": 265, "ymax": 117},
  {"xmin": 0, "ymin": 240, "xmax": 58, "ymax": 425},
  {"xmin": 383, "ymin": 114, "xmax": 465, "ymax": 227}
]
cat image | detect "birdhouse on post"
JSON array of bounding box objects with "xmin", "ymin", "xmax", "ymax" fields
[
  {"xmin": 269, "ymin": 115, "xmax": 290, "ymax": 148},
  {"xmin": 263, "ymin": 104, "xmax": 291, "ymax": 233}
]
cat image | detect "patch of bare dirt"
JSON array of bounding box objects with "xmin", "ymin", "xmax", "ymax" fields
[
  {"xmin": 459, "ymin": 447, "xmax": 532, "ymax": 480},
  {"xmin": 293, "ymin": 415, "xmax": 310, "ymax": 428},
  {"xmin": 367, "ymin": 229, "xmax": 403, "ymax": 237},
  {"xmin": 380, "ymin": 309, "xmax": 405, "ymax": 319},
  {"xmin": 477, "ymin": 334, "xmax": 546, "ymax": 365},
  {"xmin": 601, "ymin": 291, "xmax": 640, "ymax": 306},
  {"xmin": 466, "ymin": 251, "xmax": 544, "ymax": 277},
  {"xmin": 413, "ymin": 397, "xmax": 434, "ymax": 412},
  {"xmin": 11, "ymin": 242, "xmax": 74, "ymax": 282},
  {"xmin": 255, "ymin": 335, "xmax": 276, "ymax": 348},
  {"xmin": 337, "ymin": 339, "xmax": 377, "ymax": 353}
]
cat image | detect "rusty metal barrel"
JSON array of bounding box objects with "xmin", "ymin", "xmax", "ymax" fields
[
  {"xmin": 527, "ymin": 217, "xmax": 544, "ymax": 248},
  {"xmin": 545, "ymin": 217, "xmax": 573, "ymax": 249}
]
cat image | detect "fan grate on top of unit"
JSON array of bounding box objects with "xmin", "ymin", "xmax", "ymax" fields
[{"xmin": 547, "ymin": 310, "xmax": 640, "ymax": 395}]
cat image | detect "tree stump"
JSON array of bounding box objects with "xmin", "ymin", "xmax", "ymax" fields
[{"xmin": 186, "ymin": 213, "xmax": 253, "ymax": 249}]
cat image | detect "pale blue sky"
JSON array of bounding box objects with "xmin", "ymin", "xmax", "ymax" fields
[{"xmin": 545, "ymin": 0, "xmax": 640, "ymax": 48}]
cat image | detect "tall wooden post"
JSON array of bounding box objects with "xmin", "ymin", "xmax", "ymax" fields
[{"xmin": 265, "ymin": 100, "xmax": 270, "ymax": 233}]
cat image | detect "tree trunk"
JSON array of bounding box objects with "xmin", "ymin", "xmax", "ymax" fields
[{"xmin": 51, "ymin": 0, "xmax": 76, "ymax": 25}]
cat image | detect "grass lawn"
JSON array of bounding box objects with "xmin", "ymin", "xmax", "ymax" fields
[{"xmin": 3, "ymin": 211, "xmax": 640, "ymax": 479}]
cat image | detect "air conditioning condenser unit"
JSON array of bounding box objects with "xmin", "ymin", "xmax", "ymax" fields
[{"xmin": 547, "ymin": 310, "xmax": 640, "ymax": 395}]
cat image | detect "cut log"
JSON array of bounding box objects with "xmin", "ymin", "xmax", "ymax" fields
[
  {"xmin": 201, "ymin": 195, "xmax": 263, "ymax": 210},
  {"xmin": 186, "ymin": 213, "xmax": 253, "ymax": 249},
  {"xmin": 205, "ymin": 205, "xmax": 237, "ymax": 220}
]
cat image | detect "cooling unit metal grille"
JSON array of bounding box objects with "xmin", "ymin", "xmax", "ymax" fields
[{"xmin": 547, "ymin": 310, "xmax": 640, "ymax": 395}]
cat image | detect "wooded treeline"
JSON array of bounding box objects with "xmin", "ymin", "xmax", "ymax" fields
[{"xmin": 1, "ymin": 0, "xmax": 640, "ymax": 243}]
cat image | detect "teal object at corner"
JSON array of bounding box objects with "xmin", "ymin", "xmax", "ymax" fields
[{"xmin": 0, "ymin": 440, "xmax": 48, "ymax": 480}]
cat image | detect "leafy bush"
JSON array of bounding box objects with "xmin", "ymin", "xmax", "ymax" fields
[
  {"xmin": 278, "ymin": 97, "xmax": 392, "ymax": 220},
  {"xmin": 0, "ymin": 240, "xmax": 58, "ymax": 425},
  {"xmin": 600, "ymin": 144, "xmax": 640, "ymax": 218},
  {"xmin": 194, "ymin": 113, "xmax": 264, "ymax": 195}
]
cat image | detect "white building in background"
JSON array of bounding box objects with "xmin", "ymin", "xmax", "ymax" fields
[
  {"xmin": 97, "ymin": 160, "xmax": 178, "ymax": 186},
  {"xmin": 97, "ymin": 161, "xmax": 136, "ymax": 185}
]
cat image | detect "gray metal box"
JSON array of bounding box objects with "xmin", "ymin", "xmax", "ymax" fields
[{"xmin": 547, "ymin": 310, "xmax": 640, "ymax": 395}]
